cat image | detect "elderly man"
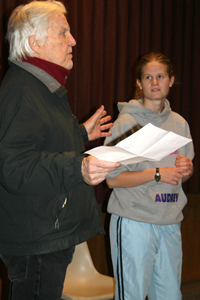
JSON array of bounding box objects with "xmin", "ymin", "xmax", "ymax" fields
[{"xmin": 0, "ymin": 1, "xmax": 119, "ymax": 299}]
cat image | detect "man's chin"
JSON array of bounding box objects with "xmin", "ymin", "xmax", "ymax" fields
[{"xmin": 65, "ymin": 61, "xmax": 73, "ymax": 70}]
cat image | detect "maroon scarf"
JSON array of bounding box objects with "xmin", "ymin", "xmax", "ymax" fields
[{"xmin": 22, "ymin": 57, "xmax": 70, "ymax": 86}]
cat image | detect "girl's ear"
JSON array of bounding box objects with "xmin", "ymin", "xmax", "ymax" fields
[
  {"xmin": 169, "ymin": 76, "xmax": 175, "ymax": 87},
  {"xmin": 136, "ymin": 79, "xmax": 142, "ymax": 89}
]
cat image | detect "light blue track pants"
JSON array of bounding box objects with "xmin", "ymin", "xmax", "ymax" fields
[{"xmin": 110, "ymin": 214, "xmax": 182, "ymax": 300}]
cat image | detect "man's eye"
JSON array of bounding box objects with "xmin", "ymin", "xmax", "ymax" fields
[
  {"xmin": 145, "ymin": 76, "xmax": 151, "ymax": 80},
  {"xmin": 158, "ymin": 75, "xmax": 164, "ymax": 78}
]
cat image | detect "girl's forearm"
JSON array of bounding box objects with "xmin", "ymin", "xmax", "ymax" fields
[{"xmin": 106, "ymin": 169, "xmax": 155, "ymax": 188}]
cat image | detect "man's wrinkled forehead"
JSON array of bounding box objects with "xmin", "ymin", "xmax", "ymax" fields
[{"xmin": 47, "ymin": 12, "xmax": 70, "ymax": 33}]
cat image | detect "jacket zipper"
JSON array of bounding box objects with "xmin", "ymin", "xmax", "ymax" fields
[{"xmin": 55, "ymin": 197, "xmax": 67, "ymax": 229}]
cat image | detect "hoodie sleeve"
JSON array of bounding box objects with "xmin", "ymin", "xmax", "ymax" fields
[
  {"xmin": 104, "ymin": 112, "xmax": 140, "ymax": 178},
  {"xmin": 104, "ymin": 113, "xmax": 139, "ymax": 146},
  {"xmin": 181, "ymin": 121, "xmax": 194, "ymax": 160}
]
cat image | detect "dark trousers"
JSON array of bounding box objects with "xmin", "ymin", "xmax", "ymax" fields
[{"xmin": 0, "ymin": 247, "xmax": 75, "ymax": 300}]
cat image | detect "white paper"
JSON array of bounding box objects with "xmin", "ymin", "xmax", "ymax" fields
[{"xmin": 85, "ymin": 123, "xmax": 192, "ymax": 165}]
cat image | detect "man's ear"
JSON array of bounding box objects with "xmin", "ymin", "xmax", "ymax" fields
[
  {"xmin": 136, "ymin": 79, "xmax": 142, "ymax": 90},
  {"xmin": 29, "ymin": 35, "xmax": 41, "ymax": 54},
  {"xmin": 169, "ymin": 76, "xmax": 175, "ymax": 87}
]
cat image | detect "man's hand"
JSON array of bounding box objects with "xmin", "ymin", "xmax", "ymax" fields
[
  {"xmin": 83, "ymin": 105, "xmax": 113, "ymax": 141},
  {"xmin": 82, "ymin": 156, "xmax": 120, "ymax": 185}
]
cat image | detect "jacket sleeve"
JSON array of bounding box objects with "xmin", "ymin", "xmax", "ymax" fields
[
  {"xmin": 0, "ymin": 102, "xmax": 86, "ymax": 196},
  {"xmin": 79, "ymin": 124, "xmax": 89, "ymax": 144}
]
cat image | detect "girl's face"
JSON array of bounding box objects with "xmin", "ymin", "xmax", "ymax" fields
[{"xmin": 136, "ymin": 61, "xmax": 174, "ymax": 103}]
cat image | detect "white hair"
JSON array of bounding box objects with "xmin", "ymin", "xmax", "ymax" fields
[{"xmin": 7, "ymin": 0, "xmax": 67, "ymax": 61}]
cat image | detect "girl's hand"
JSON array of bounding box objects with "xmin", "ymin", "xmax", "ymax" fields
[
  {"xmin": 175, "ymin": 156, "xmax": 193, "ymax": 182},
  {"xmin": 160, "ymin": 167, "xmax": 184, "ymax": 185}
]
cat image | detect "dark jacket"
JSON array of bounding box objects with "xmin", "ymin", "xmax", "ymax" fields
[{"xmin": 0, "ymin": 61, "xmax": 104, "ymax": 256}]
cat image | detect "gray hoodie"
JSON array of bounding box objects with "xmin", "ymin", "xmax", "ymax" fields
[{"xmin": 104, "ymin": 99, "xmax": 194, "ymax": 225}]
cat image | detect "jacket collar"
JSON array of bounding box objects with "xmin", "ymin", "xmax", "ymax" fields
[{"xmin": 9, "ymin": 59, "xmax": 67, "ymax": 97}]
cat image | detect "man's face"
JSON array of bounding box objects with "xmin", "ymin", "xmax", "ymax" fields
[{"xmin": 38, "ymin": 12, "xmax": 76, "ymax": 70}]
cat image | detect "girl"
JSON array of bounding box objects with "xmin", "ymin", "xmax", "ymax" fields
[{"xmin": 104, "ymin": 53, "xmax": 194, "ymax": 300}]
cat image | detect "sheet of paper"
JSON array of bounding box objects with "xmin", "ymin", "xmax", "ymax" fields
[{"xmin": 85, "ymin": 123, "xmax": 192, "ymax": 165}]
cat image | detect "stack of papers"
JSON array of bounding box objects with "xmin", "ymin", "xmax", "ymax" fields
[{"xmin": 85, "ymin": 123, "xmax": 192, "ymax": 165}]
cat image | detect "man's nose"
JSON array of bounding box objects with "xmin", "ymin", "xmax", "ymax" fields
[{"xmin": 69, "ymin": 33, "xmax": 76, "ymax": 47}]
